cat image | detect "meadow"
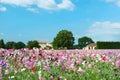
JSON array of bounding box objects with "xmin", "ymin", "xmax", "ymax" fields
[{"xmin": 0, "ymin": 49, "xmax": 120, "ymax": 80}]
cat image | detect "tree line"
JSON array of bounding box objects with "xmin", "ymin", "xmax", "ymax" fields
[{"xmin": 0, "ymin": 40, "xmax": 40, "ymax": 49}]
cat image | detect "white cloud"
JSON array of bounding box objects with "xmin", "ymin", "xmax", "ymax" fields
[
  {"xmin": 57, "ymin": 0, "xmax": 74, "ymax": 10},
  {"xmin": 0, "ymin": 0, "xmax": 74, "ymax": 11},
  {"xmin": 104, "ymin": 0, "xmax": 120, "ymax": 7},
  {"xmin": 86, "ymin": 21, "xmax": 120, "ymax": 41},
  {"xmin": 0, "ymin": 6, "xmax": 7, "ymax": 12}
]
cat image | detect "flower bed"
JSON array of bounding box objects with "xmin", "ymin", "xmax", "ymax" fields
[{"xmin": 0, "ymin": 49, "xmax": 120, "ymax": 80}]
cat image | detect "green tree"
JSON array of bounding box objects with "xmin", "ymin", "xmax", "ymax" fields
[
  {"xmin": 78, "ymin": 36, "xmax": 94, "ymax": 49},
  {"xmin": 5, "ymin": 41, "xmax": 16, "ymax": 49},
  {"xmin": 73, "ymin": 44, "xmax": 79, "ymax": 49},
  {"xmin": 27, "ymin": 40, "xmax": 40, "ymax": 49},
  {"xmin": 0, "ymin": 39, "xmax": 5, "ymax": 48},
  {"xmin": 15, "ymin": 41, "xmax": 26, "ymax": 49},
  {"xmin": 53, "ymin": 30, "xmax": 74, "ymax": 49}
]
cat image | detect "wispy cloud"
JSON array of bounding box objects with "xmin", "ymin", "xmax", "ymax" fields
[
  {"xmin": 86, "ymin": 21, "xmax": 120, "ymax": 41},
  {"xmin": 0, "ymin": 6, "xmax": 7, "ymax": 12},
  {"xmin": 0, "ymin": 0, "xmax": 74, "ymax": 12},
  {"xmin": 27, "ymin": 7, "xmax": 39, "ymax": 13},
  {"xmin": 104, "ymin": 0, "xmax": 120, "ymax": 7}
]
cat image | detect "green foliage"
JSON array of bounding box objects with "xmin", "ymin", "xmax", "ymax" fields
[
  {"xmin": 53, "ymin": 30, "xmax": 74, "ymax": 49},
  {"xmin": 78, "ymin": 36, "xmax": 94, "ymax": 49},
  {"xmin": 5, "ymin": 41, "xmax": 16, "ymax": 49},
  {"xmin": 73, "ymin": 44, "xmax": 79, "ymax": 49},
  {"xmin": 27, "ymin": 40, "xmax": 40, "ymax": 49},
  {"xmin": 0, "ymin": 39, "xmax": 5, "ymax": 48},
  {"xmin": 96, "ymin": 41, "xmax": 120, "ymax": 49},
  {"xmin": 44, "ymin": 46, "xmax": 52, "ymax": 50},
  {"xmin": 15, "ymin": 41, "xmax": 26, "ymax": 49}
]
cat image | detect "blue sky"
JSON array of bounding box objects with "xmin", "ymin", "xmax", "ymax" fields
[{"xmin": 0, "ymin": 0, "xmax": 120, "ymax": 44}]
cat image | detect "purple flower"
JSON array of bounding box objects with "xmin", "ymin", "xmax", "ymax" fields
[{"xmin": 0, "ymin": 60, "xmax": 7, "ymax": 67}]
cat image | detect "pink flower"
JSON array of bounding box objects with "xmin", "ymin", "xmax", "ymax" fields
[
  {"xmin": 76, "ymin": 59, "xmax": 81, "ymax": 64},
  {"xmin": 25, "ymin": 61, "xmax": 33, "ymax": 69},
  {"xmin": 62, "ymin": 66, "xmax": 66, "ymax": 71},
  {"xmin": 5, "ymin": 69, "xmax": 9, "ymax": 75},
  {"xmin": 116, "ymin": 59, "xmax": 120, "ymax": 67},
  {"xmin": 66, "ymin": 60, "xmax": 72, "ymax": 66},
  {"xmin": 88, "ymin": 64, "xmax": 92, "ymax": 68},
  {"xmin": 50, "ymin": 76, "xmax": 53, "ymax": 79},
  {"xmin": 39, "ymin": 76, "xmax": 46, "ymax": 80},
  {"xmin": 43, "ymin": 65, "xmax": 50, "ymax": 71},
  {"xmin": 78, "ymin": 67, "xmax": 85, "ymax": 73},
  {"xmin": 102, "ymin": 56, "xmax": 107, "ymax": 62}
]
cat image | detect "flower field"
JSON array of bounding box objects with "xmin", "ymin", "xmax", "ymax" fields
[{"xmin": 1, "ymin": 49, "xmax": 120, "ymax": 80}]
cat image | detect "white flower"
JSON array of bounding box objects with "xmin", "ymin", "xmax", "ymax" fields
[
  {"xmin": 38, "ymin": 71, "xmax": 41, "ymax": 76},
  {"xmin": 82, "ymin": 61, "xmax": 86, "ymax": 65},
  {"xmin": 9, "ymin": 76, "xmax": 15, "ymax": 79},
  {"xmin": 112, "ymin": 62, "xmax": 114, "ymax": 65},
  {"xmin": 96, "ymin": 60, "xmax": 98, "ymax": 63},
  {"xmin": 37, "ymin": 61, "xmax": 41, "ymax": 66},
  {"xmin": 21, "ymin": 68, "xmax": 26, "ymax": 72},
  {"xmin": 11, "ymin": 76, "xmax": 15, "ymax": 78}
]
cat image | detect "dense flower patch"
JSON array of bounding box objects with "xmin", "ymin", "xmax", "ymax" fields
[{"xmin": 0, "ymin": 49, "xmax": 120, "ymax": 80}]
